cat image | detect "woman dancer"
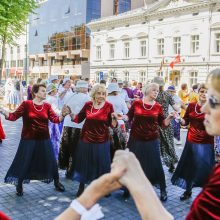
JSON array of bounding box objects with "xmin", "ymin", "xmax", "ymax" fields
[
  {"xmin": 71, "ymin": 84, "xmax": 118, "ymax": 197},
  {"xmin": 59, "ymin": 80, "xmax": 90, "ymax": 178},
  {"xmin": 46, "ymin": 83, "xmax": 61, "ymax": 161},
  {"xmin": 58, "ymin": 68, "xmax": 220, "ymax": 220},
  {"xmin": 171, "ymin": 83, "xmax": 214, "ymax": 200},
  {"xmin": 167, "ymin": 86, "xmax": 186, "ymax": 145},
  {"xmin": 0, "ymin": 84, "xmax": 70, "ymax": 196},
  {"xmin": 154, "ymin": 77, "xmax": 178, "ymax": 172},
  {"xmin": 107, "ymin": 83, "xmax": 128, "ymax": 157},
  {"xmin": 127, "ymin": 83, "xmax": 175, "ymax": 201}
]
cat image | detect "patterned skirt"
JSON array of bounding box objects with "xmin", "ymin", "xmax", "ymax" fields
[
  {"xmin": 5, "ymin": 139, "xmax": 59, "ymax": 185},
  {"xmin": 58, "ymin": 127, "xmax": 81, "ymax": 173},
  {"xmin": 73, "ymin": 140, "xmax": 111, "ymax": 184},
  {"xmin": 49, "ymin": 121, "xmax": 61, "ymax": 161},
  {"xmin": 159, "ymin": 125, "xmax": 178, "ymax": 168},
  {"xmin": 171, "ymin": 141, "xmax": 215, "ymax": 190},
  {"xmin": 128, "ymin": 138, "xmax": 166, "ymax": 190}
]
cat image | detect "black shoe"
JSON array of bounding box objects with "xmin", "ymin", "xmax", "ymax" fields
[
  {"xmin": 160, "ymin": 191, "xmax": 167, "ymax": 202},
  {"xmin": 16, "ymin": 185, "xmax": 23, "ymax": 197},
  {"xmin": 168, "ymin": 164, "xmax": 175, "ymax": 173},
  {"xmin": 54, "ymin": 182, "xmax": 65, "ymax": 192},
  {"xmin": 105, "ymin": 194, "xmax": 111, "ymax": 198},
  {"xmin": 123, "ymin": 189, "xmax": 130, "ymax": 201},
  {"xmin": 65, "ymin": 172, "xmax": 72, "ymax": 179},
  {"xmin": 180, "ymin": 191, "xmax": 192, "ymax": 201},
  {"xmin": 76, "ymin": 183, "xmax": 84, "ymax": 197}
]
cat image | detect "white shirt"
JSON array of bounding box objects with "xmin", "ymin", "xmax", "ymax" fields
[
  {"xmin": 118, "ymin": 88, "xmax": 130, "ymax": 102},
  {"xmin": 58, "ymin": 86, "xmax": 74, "ymax": 109},
  {"xmin": 169, "ymin": 94, "xmax": 182, "ymax": 114},
  {"xmin": 107, "ymin": 95, "xmax": 128, "ymax": 125},
  {"xmin": 63, "ymin": 92, "xmax": 90, "ymax": 128},
  {"xmin": 46, "ymin": 95, "xmax": 60, "ymax": 115}
]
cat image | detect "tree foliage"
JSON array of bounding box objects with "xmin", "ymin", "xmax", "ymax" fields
[
  {"xmin": 0, "ymin": 0, "xmax": 38, "ymax": 82},
  {"xmin": 0, "ymin": 0, "xmax": 38, "ymax": 44}
]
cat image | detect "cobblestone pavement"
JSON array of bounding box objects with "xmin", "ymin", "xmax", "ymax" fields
[{"xmin": 0, "ymin": 117, "xmax": 200, "ymax": 220}]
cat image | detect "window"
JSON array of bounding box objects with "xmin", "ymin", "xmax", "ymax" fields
[
  {"xmin": 216, "ymin": 33, "xmax": 220, "ymax": 53},
  {"xmin": 140, "ymin": 40, "xmax": 146, "ymax": 57},
  {"xmin": 96, "ymin": 46, "xmax": 101, "ymax": 60},
  {"xmin": 157, "ymin": 71, "xmax": 164, "ymax": 77},
  {"xmin": 139, "ymin": 71, "xmax": 146, "ymax": 83},
  {"xmin": 17, "ymin": 60, "xmax": 23, "ymax": 67},
  {"xmin": 157, "ymin": 38, "xmax": 164, "ymax": 55},
  {"xmin": 109, "ymin": 44, "xmax": 115, "ymax": 59},
  {"xmin": 124, "ymin": 71, "xmax": 129, "ymax": 81},
  {"xmin": 124, "ymin": 42, "xmax": 130, "ymax": 58},
  {"xmin": 96, "ymin": 72, "xmax": 100, "ymax": 83},
  {"xmin": 10, "ymin": 60, "xmax": 16, "ymax": 67},
  {"xmin": 191, "ymin": 35, "xmax": 199, "ymax": 54},
  {"xmin": 173, "ymin": 37, "xmax": 181, "ymax": 54},
  {"xmin": 190, "ymin": 71, "xmax": 198, "ymax": 87},
  {"xmin": 109, "ymin": 71, "xmax": 116, "ymax": 80}
]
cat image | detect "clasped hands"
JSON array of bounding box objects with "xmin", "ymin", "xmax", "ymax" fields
[
  {"xmin": 61, "ymin": 105, "xmax": 71, "ymax": 117},
  {"xmin": 78, "ymin": 150, "xmax": 145, "ymax": 206}
]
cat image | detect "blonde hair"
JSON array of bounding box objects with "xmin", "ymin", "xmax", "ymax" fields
[
  {"xmin": 207, "ymin": 69, "xmax": 220, "ymax": 93},
  {"xmin": 90, "ymin": 84, "xmax": 107, "ymax": 100},
  {"xmin": 143, "ymin": 83, "xmax": 159, "ymax": 96}
]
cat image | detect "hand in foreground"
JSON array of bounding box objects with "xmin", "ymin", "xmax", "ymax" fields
[
  {"xmin": 111, "ymin": 150, "xmax": 146, "ymax": 189},
  {"xmin": 78, "ymin": 167, "xmax": 125, "ymax": 209}
]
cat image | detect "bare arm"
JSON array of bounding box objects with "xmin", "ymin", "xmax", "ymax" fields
[{"xmin": 112, "ymin": 151, "xmax": 174, "ymax": 220}]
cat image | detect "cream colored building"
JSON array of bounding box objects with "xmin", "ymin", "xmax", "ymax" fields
[{"xmin": 88, "ymin": 0, "xmax": 220, "ymax": 88}]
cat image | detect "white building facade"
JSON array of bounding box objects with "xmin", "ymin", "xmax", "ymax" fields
[
  {"xmin": 0, "ymin": 33, "xmax": 28, "ymax": 80},
  {"xmin": 88, "ymin": 0, "xmax": 220, "ymax": 88}
]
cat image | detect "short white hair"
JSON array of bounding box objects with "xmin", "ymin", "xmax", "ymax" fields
[
  {"xmin": 90, "ymin": 84, "xmax": 106, "ymax": 100},
  {"xmin": 143, "ymin": 83, "xmax": 159, "ymax": 96}
]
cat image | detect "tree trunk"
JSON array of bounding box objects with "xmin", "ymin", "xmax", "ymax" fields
[{"xmin": 0, "ymin": 34, "xmax": 7, "ymax": 83}]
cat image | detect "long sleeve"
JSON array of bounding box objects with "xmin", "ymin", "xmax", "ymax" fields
[
  {"xmin": 186, "ymin": 164, "xmax": 220, "ymax": 220},
  {"xmin": 7, "ymin": 101, "xmax": 26, "ymax": 121},
  {"xmin": 48, "ymin": 106, "xmax": 60, "ymax": 123},
  {"xmin": 74, "ymin": 102, "xmax": 87, "ymax": 124},
  {"xmin": 127, "ymin": 102, "xmax": 135, "ymax": 122},
  {"xmin": 183, "ymin": 104, "xmax": 190, "ymax": 125},
  {"xmin": 158, "ymin": 106, "xmax": 166, "ymax": 128}
]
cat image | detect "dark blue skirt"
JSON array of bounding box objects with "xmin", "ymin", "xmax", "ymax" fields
[
  {"xmin": 73, "ymin": 140, "xmax": 111, "ymax": 184},
  {"xmin": 171, "ymin": 140, "xmax": 215, "ymax": 190},
  {"xmin": 128, "ymin": 138, "xmax": 166, "ymax": 190},
  {"xmin": 5, "ymin": 139, "xmax": 59, "ymax": 185}
]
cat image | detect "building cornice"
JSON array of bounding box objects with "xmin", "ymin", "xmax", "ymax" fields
[
  {"xmin": 146, "ymin": 1, "xmax": 218, "ymax": 20},
  {"xmin": 88, "ymin": 1, "xmax": 219, "ymax": 31}
]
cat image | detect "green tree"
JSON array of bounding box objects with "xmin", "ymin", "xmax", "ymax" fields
[{"xmin": 0, "ymin": 0, "xmax": 38, "ymax": 83}]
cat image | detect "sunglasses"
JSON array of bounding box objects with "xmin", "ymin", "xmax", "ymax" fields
[{"xmin": 205, "ymin": 94, "xmax": 220, "ymax": 109}]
